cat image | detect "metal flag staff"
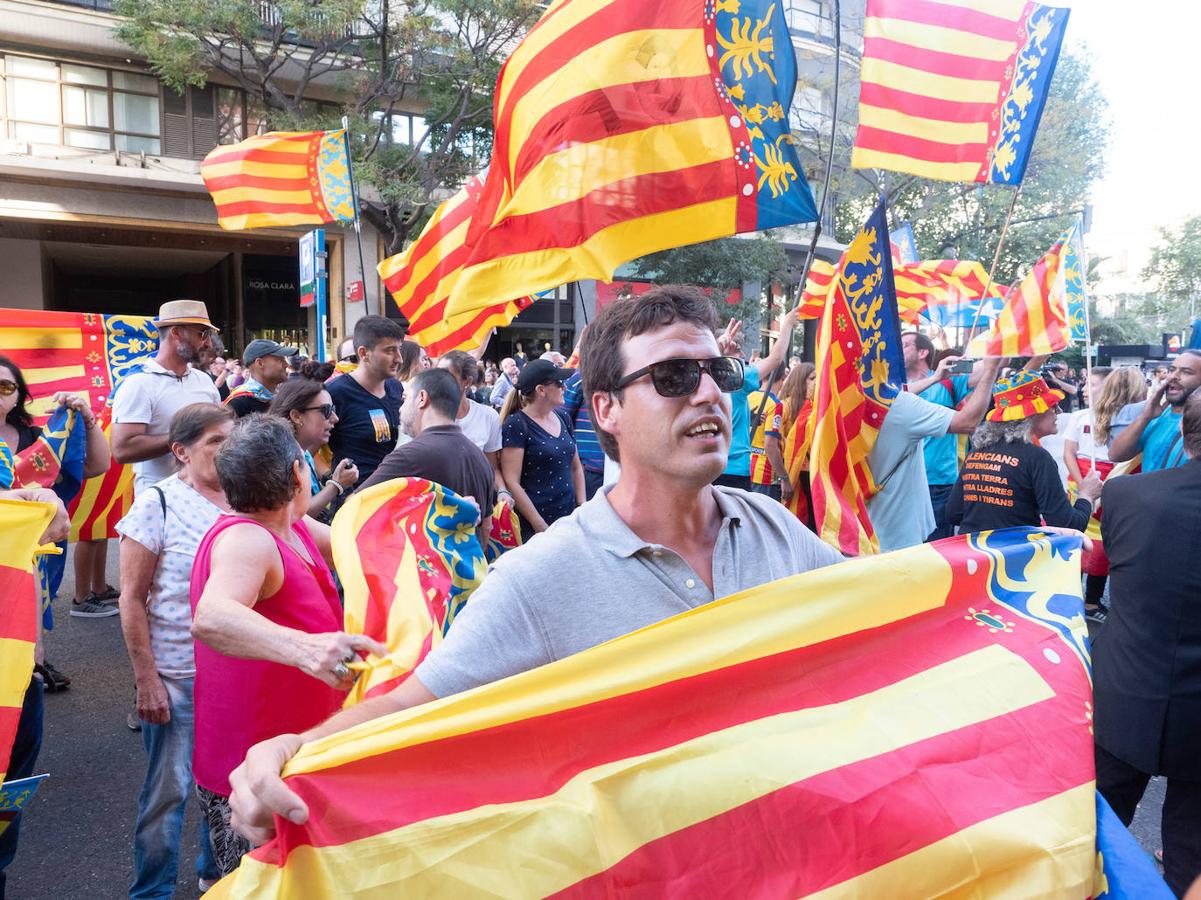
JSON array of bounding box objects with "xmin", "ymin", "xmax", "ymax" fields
[{"xmin": 342, "ymin": 116, "xmax": 373, "ymax": 316}]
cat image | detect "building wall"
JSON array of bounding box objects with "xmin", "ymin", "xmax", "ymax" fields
[{"xmin": 0, "ymin": 237, "xmax": 43, "ymax": 307}]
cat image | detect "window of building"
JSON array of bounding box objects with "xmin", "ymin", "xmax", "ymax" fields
[
  {"xmin": 372, "ymin": 110, "xmax": 428, "ymax": 147},
  {"xmin": 784, "ymin": 0, "xmax": 829, "ymax": 34},
  {"xmin": 0, "ymin": 54, "xmax": 161, "ymax": 153}
]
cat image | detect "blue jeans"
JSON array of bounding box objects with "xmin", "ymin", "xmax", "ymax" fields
[
  {"xmin": 131, "ymin": 675, "xmax": 218, "ymax": 899},
  {"xmin": 0, "ymin": 678, "xmax": 43, "ymax": 899},
  {"xmin": 926, "ymin": 483, "xmax": 956, "ymax": 541}
]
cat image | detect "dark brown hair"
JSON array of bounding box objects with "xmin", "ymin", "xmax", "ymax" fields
[
  {"xmin": 267, "ymin": 377, "xmax": 327, "ymax": 428},
  {"xmin": 579, "ymin": 285, "xmax": 720, "ymax": 460},
  {"xmin": 168, "ymin": 402, "xmax": 235, "ymax": 463},
  {"xmin": 0, "ymin": 355, "xmax": 34, "ymax": 428}
]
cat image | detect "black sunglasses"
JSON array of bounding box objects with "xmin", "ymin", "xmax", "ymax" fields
[
  {"xmin": 302, "ymin": 403, "xmax": 337, "ymax": 419},
  {"xmin": 339, "ymin": 354, "xmax": 358, "ymax": 363},
  {"xmin": 615, "ymin": 356, "xmax": 744, "ymax": 397}
]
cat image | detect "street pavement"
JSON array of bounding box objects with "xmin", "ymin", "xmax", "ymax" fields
[{"xmin": 3, "ymin": 544, "xmax": 1168, "ymax": 898}]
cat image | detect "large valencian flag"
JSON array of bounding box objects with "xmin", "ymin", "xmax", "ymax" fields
[
  {"xmin": 0, "ymin": 308, "xmax": 157, "ymax": 540},
  {"xmin": 207, "ymin": 529, "xmax": 1169, "ymax": 898},
  {"xmin": 852, "ymin": 0, "xmax": 1070, "ymax": 185},
  {"xmin": 201, "ymin": 131, "xmax": 356, "ymax": 231},
  {"xmin": 385, "ymin": 0, "xmax": 819, "ymax": 332}
]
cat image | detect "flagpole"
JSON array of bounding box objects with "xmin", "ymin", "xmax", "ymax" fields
[
  {"xmin": 342, "ymin": 116, "xmax": 372, "ymax": 317},
  {"xmin": 966, "ymin": 184, "xmax": 1022, "ymax": 346},
  {"xmin": 1079, "ymin": 214, "xmax": 1095, "ymax": 465}
]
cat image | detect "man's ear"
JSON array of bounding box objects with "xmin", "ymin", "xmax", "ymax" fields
[{"xmin": 592, "ymin": 390, "xmax": 620, "ymax": 440}]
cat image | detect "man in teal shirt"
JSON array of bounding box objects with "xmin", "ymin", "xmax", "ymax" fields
[{"xmin": 1109, "ymin": 350, "xmax": 1201, "ymax": 471}]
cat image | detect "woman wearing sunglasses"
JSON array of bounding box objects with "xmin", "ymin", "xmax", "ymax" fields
[
  {"xmin": 267, "ymin": 373, "xmax": 359, "ymax": 519},
  {"xmin": 499, "ymin": 358, "xmax": 586, "ymax": 542}
]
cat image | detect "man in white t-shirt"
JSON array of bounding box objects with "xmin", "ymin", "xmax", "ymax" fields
[
  {"xmin": 439, "ymin": 350, "xmax": 514, "ymax": 508},
  {"xmin": 866, "ymin": 357, "xmax": 1001, "ymax": 552},
  {"xmin": 111, "ymin": 300, "xmax": 222, "ymax": 496}
]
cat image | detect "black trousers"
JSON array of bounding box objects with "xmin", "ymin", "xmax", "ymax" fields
[{"xmin": 1095, "ymin": 744, "xmax": 1201, "ymax": 897}]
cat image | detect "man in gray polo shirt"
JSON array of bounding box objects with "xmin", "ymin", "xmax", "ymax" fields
[{"xmin": 226, "ymin": 285, "xmax": 843, "ymax": 843}]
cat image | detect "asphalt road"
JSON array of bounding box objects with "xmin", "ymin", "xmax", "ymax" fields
[{"xmin": 3, "ymin": 545, "xmax": 1168, "ymax": 898}]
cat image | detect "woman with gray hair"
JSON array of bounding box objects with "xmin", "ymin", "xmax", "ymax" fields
[
  {"xmin": 946, "ymin": 371, "xmax": 1102, "ymax": 535},
  {"xmin": 188, "ymin": 415, "xmax": 386, "ymax": 876}
]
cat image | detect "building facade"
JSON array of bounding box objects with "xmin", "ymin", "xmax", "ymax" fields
[{"xmin": 0, "ymin": 0, "xmax": 397, "ymax": 356}]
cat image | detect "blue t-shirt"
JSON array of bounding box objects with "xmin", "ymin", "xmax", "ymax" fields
[
  {"xmin": 1138, "ymin": 408, "xmax": 1186, "ymax": 471},
  {"xmin": 559, "ymin": 371, "xmax": 604, "ymax": 473},
  {"xmin": 918, "ymin": 373, "xmax": 970, "ymax": 485},
  {"xmin": 724, "ymin": 366, "xmax": 761, "ymax": 477},
  {"xmin": 325, "ymin": 375, "xmax": 403, "ymax": 486},
  {"xmin": 502, "ymin": 408, "xmax": 578, "ymax": 527}
]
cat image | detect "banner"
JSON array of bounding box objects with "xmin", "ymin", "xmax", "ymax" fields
[{"xmin": 209, "ymin": 528, "xmax": 1167, "ymax": 897}]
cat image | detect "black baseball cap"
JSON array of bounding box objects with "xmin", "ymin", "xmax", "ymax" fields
[
  {"xmin": 517, "ymin": 358, "xmax": 574, "ymax": 392},
  {"xmin": 243, "ymin": 339, "xmax": 300, "ymax": 365}
]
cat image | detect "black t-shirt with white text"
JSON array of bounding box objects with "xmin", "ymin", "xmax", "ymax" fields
[{"xmin": 946, "ymin": 439, "xmax": 1091, "ymax": 533}]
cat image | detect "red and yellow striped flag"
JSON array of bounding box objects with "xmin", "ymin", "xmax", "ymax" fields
[
  {"xmin": 797, "ymin": 259, "xmax": 837, "ymax": 320},
  {"xmin": 201, "ymin": 131, "xmax": 356, "ymax": 231},
  {"xmin": 0, "ymin": 309, "xmax": 157, "ymax": 540},
  {"xmin": 893, "ymin": 259, "xmax": 1005, "ymax": 322},
  {"xmin": 852, "ymin": 0, "xmax": 1070, "ymax": 185},
  {"xmin": 331, "ymin": 478, "xmax": 487, "ymax": 706},
  {"xmin": 0, "ymin": 499, "xmax": 57, "ymax": 782},
  {"xmin": 209, "ymin": 528, "xmax": 1113, "ymax": 898},
  {"xmin": 424, "ymin": 0, "xmax": 817, "ymax": 325},
  {"xmin": 807, "ymin": 199, "xmax": 906, "ymax": 556},
  {"xmin": 378, "ymin": 175, "xmax": 536, "ymax": 355},
  {"xmin": 965, "ymin": 237, "xmax": 1070, "ymax": 357}
]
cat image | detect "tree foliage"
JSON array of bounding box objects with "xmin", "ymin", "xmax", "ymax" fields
[
  {"xmin": 1139, "ymin": 215, "xmax": 1201, "ymax": 331},
  {"xmin": 115, "ymin": 0, "xmax": 541, "ymax": 254}
]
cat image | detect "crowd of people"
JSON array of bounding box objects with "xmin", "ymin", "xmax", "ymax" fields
[{"xmin": 1, "ymin": 287, "xmax": 1199, "ymax": 898}]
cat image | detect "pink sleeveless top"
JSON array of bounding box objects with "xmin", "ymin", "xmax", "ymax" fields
[{"xmin": 190, "ymin": 516, "xmax": 344, "ymax": 796}]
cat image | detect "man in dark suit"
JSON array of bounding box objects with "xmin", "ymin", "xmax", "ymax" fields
[{"xmin": 1093, "ymin": 391, "xmax": 1201, "ymax": 896}]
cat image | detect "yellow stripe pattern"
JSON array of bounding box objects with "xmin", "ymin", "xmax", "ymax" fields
[{"xmin": 966, "ymin": 241, "xmax": 1069, "ymax": 358}]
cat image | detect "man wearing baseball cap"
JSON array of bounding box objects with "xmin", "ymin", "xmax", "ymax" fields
[{"xmin": 225, "ymin": 339, "xmax": 298, "ymax": 418}]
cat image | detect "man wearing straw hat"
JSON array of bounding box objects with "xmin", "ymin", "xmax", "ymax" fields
[{"xmin": 111, "ymin": 299, "xmax": 222, "ymax": 498}]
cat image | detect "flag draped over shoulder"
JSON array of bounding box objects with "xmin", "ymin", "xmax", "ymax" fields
[
  {"xmin": 207, "ymin": 528, "xmax": 1167, "ymax": 898},
  {"xmin": 807, "ymin": 199, "xmax": 906, "ymax": 556},
  {"xmin": 331, "ymin": 478, "xmax": 487, "ymax": 706},
  {"xmin": 966, "ymin": 235, "xmax": 1071, "ymax": 357},
  {"xmin": 388, "ymin": 0, "xmax": 818, "ymax": 329},
  {"xmin": 201, "ymin": 130, "xmax": 356, "ymax": 231},
  {"xmin": 11, "ymin": 406, "xmax": 86, "ymax": 503},
  {"xmin": 0, "ymin": 499, "xmax": 57, "ymax": 783},
  {"xmin": 852, "ymin": 0, "xmax": 1070, "ymax": 185},
  {"xmin": 0, "ymin": 308, "xmax": 157, "ymax": 540}
]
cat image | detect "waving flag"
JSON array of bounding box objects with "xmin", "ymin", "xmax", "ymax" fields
[
  {"xmin": 966, "ymin": 236, "xmax": 1070, "ymax": 357},
  {"xmin": 0, "ymin": 499, "xmax": 57, "ymax": 783},
  {"xmin": 797, "ymin": 259, "xmax": 837, "ymax": 319},
  {"xmin": 808, "ymin": 198, "xmax": 906, "ymax": 556},
  {"xmin": 0, "ymin": 308, "xmax": 156, "ymax": 540},
  {"xmin": 1058, "ymin": 220, "xmax": 1089, "ymax": 342},
  {"xmin": 331, "ymin": 478, "xmax": 487, "ymax": 706},
  {"xmin": 208, "ymin": 528, "xmax": 1168, "ymax": 898},
  {"xmin": 852, "ymin": 0, "xmax": 1070, "ymax": 185},
  {"xmin": 894, "ymin": 259, "xmax": 1007, "ymax": 326},
  {"xmin": 378, "ymin": 175, "xmax": 537, "ymax": 354},
  {"xmin": 0, "ymin": 774, "xmax": 48, "ymax": 838},
  {"xmin": 416, "ymin": 0, "xmax": 818, "ymax": 326},
  {"xmin": 201, "ymin": 130, "xmax": 355, "ymax": 231}
]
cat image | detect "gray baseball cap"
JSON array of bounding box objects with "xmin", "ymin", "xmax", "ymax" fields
[{"xmin": 243, "ymin": 339, "xmax": 300, "ymax": 365}]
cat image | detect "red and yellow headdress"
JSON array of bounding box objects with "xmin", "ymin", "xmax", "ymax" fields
[{"xmin": 987, "ymin": 371, "xmax": 1064, "ymax": 422}]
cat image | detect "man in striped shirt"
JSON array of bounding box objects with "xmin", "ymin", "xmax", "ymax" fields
[{"xmin": 560, "ymin": 370, "xmax": 604, "ymax": 500}]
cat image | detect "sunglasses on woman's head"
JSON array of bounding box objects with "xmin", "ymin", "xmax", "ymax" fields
[
  {"xmin": 0, "ymin": 379, "xmax": 17, "ymax": 396},
  {"xmin": 614, "ymin": 356, "xmax": 744, "ymax": 398}
]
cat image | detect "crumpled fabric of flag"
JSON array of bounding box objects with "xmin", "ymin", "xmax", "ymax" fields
[
  {"xmin": 395, "ymin": 0, "xmax": 818, "ymax": 330},
  {"xmin": 331, "ymin": 478, "xmax": 487, "ymax": 707},
  {"xmin": 205, "ymin": 528, "xmax": 1169, "ymax": 898},
  {"xmin": 0, "ymin": 499, "xmax": 58, "ymax": 784},
  {"xmin": 852, "ymin": 0, "xmax": 1070, "ymax": 185},
  {"xmin": 807, "ymin": 197, "xmax": 906, "ymax": 556},
  {"xmin": 966, "ymin": 233, "xmax": 1072, "ymax": 357},
  {"xmin": 0, "ymin": 307, "xmax": 157, "ymax": 541},
  {"xmin": 200, "ymin": 130, "xmax": 355, "ymax": 231}
]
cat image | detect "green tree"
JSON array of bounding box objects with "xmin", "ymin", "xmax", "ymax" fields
[
  {"xmin": 115, "ymin": 0, "xmax": 541, "ymax": 254},
  {"xmin": 1139, "ymin": 216, "xmax": 1201, "ymax": 332}
]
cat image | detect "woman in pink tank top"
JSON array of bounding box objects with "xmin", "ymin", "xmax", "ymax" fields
[{"xmin": 189, "ymin": 416, "xmax": 386, "ymax": 876}]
